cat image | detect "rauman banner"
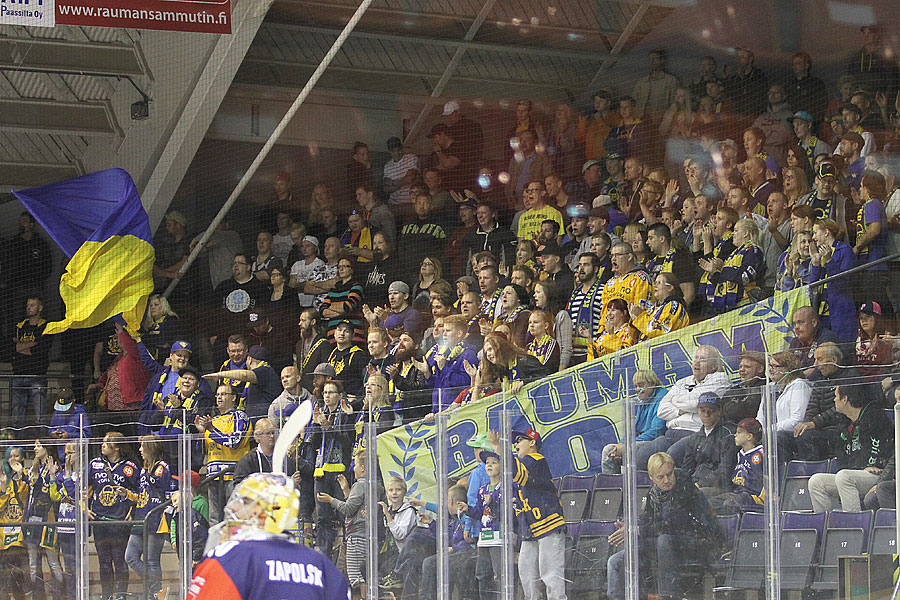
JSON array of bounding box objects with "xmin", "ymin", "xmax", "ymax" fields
[{"xmin": 377, "ymin": 287, "xmax": 810, "ymax": 498}]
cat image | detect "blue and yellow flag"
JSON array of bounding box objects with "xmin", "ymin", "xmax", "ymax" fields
[{"xmin": 13, "ymin": 168, "xmax": 155, "ymax": 335}]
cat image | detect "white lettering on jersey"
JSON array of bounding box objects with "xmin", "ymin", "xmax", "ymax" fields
[{"xmin": 265, "ymin": 560, "xmax": 324, "ymax": 587}]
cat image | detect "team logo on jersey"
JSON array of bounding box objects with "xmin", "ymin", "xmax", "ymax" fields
[
  {"xmin": 98, "ymin": 485, "xmax": 118, "ymax": 507},
  {"xmin": 123, "ymin": 465, "xmax": 134, "ymax": 477},
  {"xmin": 751, "ymin": 453, "xmax": 761, "ymax": 464},
  {"xmin": 154, "ymin": 464, "xmax": 165, "ymax": 477},
  {"xmin": 225, "ymin": 289, "xmax": 251, "ymax": 313},
  {"xmin": 137, "ymin": 488, "xmax": 150, "ymax": 508}
]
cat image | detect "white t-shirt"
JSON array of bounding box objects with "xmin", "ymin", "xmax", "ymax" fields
[
  {"xmin": 383, "ymin": 153, "xmax": 420, "ymax": 205},
  {"xmin": 290, "ymin": 257, "xmax": 325, "ymax": 307}
]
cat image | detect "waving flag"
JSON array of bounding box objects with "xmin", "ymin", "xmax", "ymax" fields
[{"xmin": 13, "ymin": 168, "xmax": 155, "ymax": 335}]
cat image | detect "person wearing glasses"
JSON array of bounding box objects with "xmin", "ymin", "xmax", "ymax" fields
[
  {"xmin": 320, "ymin": 255, "xmax": 365, "ymax": 343},
  {"xmin": 514, "ymin": 178, "xmax": 565, "ymax": 244},
  {"xmin": 210, "ymin": 253, "xmax": 269, "ymax": 351},
  {"xmin": 755, "ymin": 351, "xmax": 811, "ymax": 434},
  {"xmin": 600, "ymin": 242, "xmax": 653, "ymax": 323}
]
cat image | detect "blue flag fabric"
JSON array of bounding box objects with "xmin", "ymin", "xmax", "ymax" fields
[{"xmin": 13, "ymin": 168, "xmax": 155, "ymax": 334}]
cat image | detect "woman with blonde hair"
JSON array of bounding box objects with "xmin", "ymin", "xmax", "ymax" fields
[
  {"xmin": 140, "ymin": 293, "xmax": 180, "ymax": 361},
  {"xmin": 706, "ymin": 219, "xmax": 765, "ymax": 311},
  {"xmin": 308, "ymin": 182, "xmax": 334, "ymax": 225}
]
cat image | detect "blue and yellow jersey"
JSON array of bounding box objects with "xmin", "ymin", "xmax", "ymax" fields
[
  {"xmin": 89, "ymin": 456, "xmax": 140, "ymax": 521},
  {"xmin": 600, "ymin": 268, "xmax": 653, "ymax": 321},
  {"xmin": 131, "ymin": 460, "xmax": 175, "ymax": 533},
  {"xmin": 732, "ymin": 445, "xmax": 765, "ymax": 505},
  {"xmin": 590, "ymin": 322, "xmax": 640, "ymax": 359},
  {"xmin": 713, "ymin": 243, "xmax": 763, "ymax": 310},
  {"xmin": 205, "ymin": 410, "xmax": 252, "ymax": 481},
  {"xmin": 634, "ymin": 297, "xmax": 690, "ymax": 340},
  {"xmin": 0, "ymin": 479, "xmax": 27, "ymax": 549},
  {"xmin": 512, "ymin": 452, "xmax": 565, "ymax": 539}
]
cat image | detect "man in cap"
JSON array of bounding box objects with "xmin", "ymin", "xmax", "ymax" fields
[
  {"xmin": 48, "ymin": 388, "xmax": 92, "ymax": 457},
  {"xmin": 327, "ymin": 320, "xmax": 368, "ymax": 398},
  {"xmin": 136, "ymin": 337, "xmax": 213, "ymax": 434},
  {"xmin": 506, "ymin": 130, "xmax": 554, "ymax": 209},
  {"xmin": 561, "ymin": 204, "xmax": 591, "ymax": 270},
  {"xmin": 288, "ymin": 235, "xmax": 324, "ymax": 308},
  {"xmin": 463, "ymin": 433, "xmax": 493, "ymax": 514},
  {"xmin": 363, "ymin": 281, "xmax": 426, "ymax": 340},
  {"xmin": 151, "ymin": 365, "xmax": 213, "ymax": 439},
  {"xmin": 446, "ymin": 195, "xmax": 480, "ymax": 280},
  {"xmin": 310, "ymin": 362, "xmax": 337, "ymax": 400},
  {"xmin": 565, "ymin": 160, "xmax": 604, "ymax": 206},
  {"xmin": 720, "ymin": 350, "xmax": 766, "ymax": 423},
  {"xmin": 600, "ymin": 152, "xmax": 626, "ymax": 203},
  {"xmin": 203, "ymin": 345, "xmax": 280, "ymax": 418},
  {"xmin": 246, "ymin": 308, "xmax": 294, "ymax": 371},
  {"xmin": 797, "ymin": 162, "xmax": 848, "ymax": 227},
  {"xmin": 442, "ymin": 99, "xmax": 484, "ymax": 168},
  {"xmin": 536, "ymin": 242, "xmax": 575, "ymax": 293},
  {"xmin": 793, "ymin": 111, "xmax": 832, "ymax": 167},
  {"xmin": 487, "ymin": 428, "xmax": 567, "ymax": 600},
  {"xmin": 383, "ymin": 136, "xmax": 420, "ymax": 207},
  {"xmin": 680, "ymin": 392, "xmax": 738, "ymax": 498},
  {"xmin": 580, "ymin": 89, "xmax": 620, "ymax": 160}
]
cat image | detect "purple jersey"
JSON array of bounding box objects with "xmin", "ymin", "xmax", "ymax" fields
[{"xmin": 188, "ymin": 537, "xmax": 350, "ymax": 600}]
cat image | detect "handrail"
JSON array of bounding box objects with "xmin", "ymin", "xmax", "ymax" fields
[{"xmin": 805, "ymin": 250, "xmax": 900, "ymax": 290}]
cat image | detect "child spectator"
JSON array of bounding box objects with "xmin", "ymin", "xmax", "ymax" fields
[
  {"xmin": 469, "ymin": 450, "xmax": 511, "ymax": 600},
  {"xmin": 378, "ymin": 476, "xmax": 417, "ymax": 587},
  {"xmin": 711, "ymin": 418, "xmax": 765, "ymax": 514},
  {"xmin": 169, "ymin": 471, "xmax": 209, "ymax": 568},
  {"xmin": 414, "ymin": 484, "xmax": 477, "ymax": 600},
  {"xmin": 316, "ymin": 449, "xmax": 376, "ymax": 599}
]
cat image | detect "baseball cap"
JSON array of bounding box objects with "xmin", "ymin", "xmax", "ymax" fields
[
  {"xmin": 736, "ymin": 418, "xmax": 763, "ymax": 439},
  {"xmin": 442, "ymin": 100, "xmax": 460, "ymax": 116},
  {"xmin": 248, "ymin": 345, "xmax": 268, "ymax": 361},
  {"xmin": 301, "ymin": 235, "xmax": 319, "ymax": 248},
  {"xmin": 536, "ymin": 242, "xmax": 567, "ymax": 257},
  {"xmin": 53, "ymin": 389, "xmax": 75, "ymax": 412},
  {"xmin": 312, "ymin": 363, "xmax": 336, "ymax": 378},
  {"xmin": 582, "ymin": 160, "xmax": 601, "ymax": 174},
  {"xmin": 388, "ymin": 281, "xmax": 410, "ymax": 295},
  {"xmin": 817, "ymin": 163, "xmax": 838, "ymax": 179},
  {"xmin": 791, "ymin": 111, "xmax": 813, "ymax": 123},
  {"xmin": 165, "ymin": 210, "xmax": 187, "ymax": 227},
  {"xmin": 172, "ymin": 341, "xmax": 192, "ymax": 354},
  {"xmin": 247, "ymin": 309, "xmax": 267, "ymax": 325},
  {"xmin": 511, "ymin": 428, "xmax": 542, "ymax": 449},
  {"xmin": 593, "ymin": 194, "xmax": 613, "ymax": 208},
  {"xmin": 481, "ymin": 450, "xmax": 500, "ymax": 462},
  {"xmin": 859, "ymin": 301, "xmax": 883, "ymax": 316},
  {"xmin": 466, "ymin": 432, "xmax": 493, "ymax": 451},
  {"xmin": 173, "ymin": 470, "xmax": 202, "ymax": 489},
  {"xmin": 426, "ymin": 123, "xmax": 450, "ymax": 138},
  {"xmin": 606, "ymin": 152, "xmax": 622, "ymax": 161},
  {"xmin": 335, "ymin": 319, "xmax": 355, "ymax": 332},
  {"xmin": 697, "ymin": 392, "xmax": 721, "ymax": 408},
  {"xmin": 386, "ymin": 136, "xmax": 402, "ymax": 150}
]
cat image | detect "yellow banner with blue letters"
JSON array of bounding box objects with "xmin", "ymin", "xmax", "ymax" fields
[{"xmin": 377, "ymin": 287, "xmax": 810, "ymax": 498}]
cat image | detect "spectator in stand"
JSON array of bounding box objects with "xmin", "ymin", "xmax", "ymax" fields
[
  {"xmin": 757, "ymin": 351, "xmax": 811, "ymax": 435},
  {"xmin": 514, "ymin": 178, "xmax": 564, "ymax": 243},
  {"xmin": 808, "ymin": 383, "xmax": 893, "ymax": 512},
  {"xmin": 793, "ymin": 111, "xmax": 832, "ymax": 167},
  {"xmin": 856, "ymin": 301, "xmax": 891, "ymax": 376},
  {"xmin": 809, "ymin": 218, "xmax": 858, "ymax": 342},
  {"xmin": 727, "ymin": 46, "xmax": 769, "ymax": 118},
  {"xmin": 149, "ymin": 366, "xmax": 212, "ymax": 443},
  {"xmin": 847, "ymin": 25, "xmax": 899, "ymax": 98},
  {"xmin": 707, "ymin": 219, "xmax": 765, "ymax": 312},
  {"xmin": 533, "ymin": 281, "xmax": 572, "ymax": 370},
  {"xmin": 210, "ymin": 253, "xmax": 269, "ymax": 351},
  {"xmin": 493, "ymin": 284, "xmax": 531, "ymax": 349},
  {"xmin": 203, "ymin": 345, "xmax": 280, "ymax": 419},
  {"xmin": 363, "ymin": 329, "xmax": 396, "ymax": 386},
  {"xmin": 388, "ymin": 332, "xmax": 431, "ymax": 422},
  {"xmin": 578, "ymin": 89, "xmax": 620, "ymax": 161},
  {"xmin": 413, "ymin": 314, "xmax": 478, "ymax": 415},
  {"xmin": 383, "ymin": 136, "xmax": 420, "ymax": 210},
  {"xmin": 362, "ymin": 281, "xmax": 426, "ymax": 340},
  {"xmin": 326, "ymin": 321, "xmax": 368, "ymax": 399},
  {"xmin": 547, "ymin": 103, "xmax": 582, "ymax": 181},
  {"xmin": 310, "ymin": 379, "xmax": 354, "ymax": 560},
  {"xmin": 864, "ymin": 455, "xmax": 895, "ymax": 510},
  {"xmin": 566, "ymin": 160, "xmax": 604, "ymax": 206},
  {"xmin": 139, "ymin": 293, "xmax": 180, "ymax": 362},
  {"xmin": 346, "ymin": 141, "xmax": 373, "ymax": 204},
  {"xmin": 784, "ymin": 342, "xmax": 860, "ymax": 462},
  {"xmin": 295, "ymin": 308, "xmax": 332, "ymax": 392},
  {"xmin": 412, "ymin": 256, "xmax": 444, "ymax": 312},
  {"xmin": 320, "ymin": 255, "xmax": 365, "ymax": 343},
  {"xmin": 788, "ymin": 52, "xmax": 829, "ymax": 124},
  {"xmin": 356, "ymin": 182, "xmax": 396, "ymax": 247},
  {"xmin": 602, "ymin": 369, "xmax": 667, "ymax": 474},
  {"xmin": 778, "ymin": 230, "xmax": 813, "ymax": 292},
  {"xmin": 510, "ymin": 264, "xmax": 536, "ymax": 295},
  {"xmin": 399, "ymin": 192, "xmax": 448, "ymax": 277},
  {"xmin": 636, "ymin": 345, "xmax": 731, "ymax": 468},
  {"xmin": 607, "ymin": 452, "xmax": 724, "ymax": 600},
  {"xmin": 250, "ymin": 231, "xmax": 282, "ymax": 285},
  {"xmin": 420, "ymin": 170, "xmax": 454, "ymax": 224},
  {"xmin": 632, "ymin": 49, "xmax": 679, "ymax": 118},
  {"xmin": 839, "ymin": 106, "xmax": 875, "ymax": 158},
  {"xmin": 855, "ymin": 170, "xmax": 889, "ymax": 299},
  {"xmin": 47, "ymin": 389, "xmax": 92, "ymax": 460},
  {"xmin": 646, "ymin": 223, "xmax": 696, "ymax": 305},
  {"xmin": 680, "ymin": 393, "xmax": 738, "ymax": 498},
  {"xmin": 442, "ymin": 100, "xmax": 484, "ymax": 174},
  {"xmin": 267, "ymin": 366, "xmax": 313, "ymax": 426},
  {"xmin": 271, "ymin": 212, "xmax": 294, "ymax": 265},
  {"xmin": 341, "ymin": 209, "xmax": 375, "ymax": 264},
  {"xmin": 195, "ymin": 384, "xmax": 252, "ymax": 525},
  {"xmin": 486, "ymin": 428, "xmax": 567, "ymax": 600},
  {"xmin": 309, "ymin": 208, "xmax": 343, "ymax": 251},
  {"xmin": 720, "ymin": 350, "xmax": 766, "ymax": 424},
  {"xmin": 153, "ymin": 210, "xmax": 193, "ymax": 302},
  {"xmin": 710, "ymin": 418, "xmax": 766, "ymax": 515},
  {"xmin": 425, "ymin": 123, "xmax": 465, "ymax": 192},
  {"xmin": 288, "ymin": 235, "xmax": 324, "ymax": 309},
  {"xmin": 479, "ymin": 264, "xmax": 504, "ymax": 322},
  {"xmin": 566, "ymin": 252, "xmax": 604, "ymax": 364},
  {"xmin": 789, "ymin": 305, "xmax": 843, "ymax": 369},
  {"xmin": 601, "ymin": 242, "xmax": 653, "ymax": 322},
  {"xmin": 11, "ymin": 296, "xmax": 51, "ymax": 437},
  {"xmin": 590, "ymin": 299, "xmax": 639, "ymax": 358},
  {"xmin": 525, "ymin": 309, "xmax": 560, "ymax": 375},
  {"xmin": 446, "ymin": 196, "xmax": 479, "ymax": 280},
  {"xmin": 190, "ymin": 218, "xmax": 243, "ymax": 299},
  {"xmin": 536, "ymin": 242, "xmax": 575, "ymax": 293},
  {"xmin": 631, "ymin": 271, "xmax": 690, "ymax": 341},
  {"xmin": 463, "ymin": 202, "xmax": 516, "ymax": 270}
]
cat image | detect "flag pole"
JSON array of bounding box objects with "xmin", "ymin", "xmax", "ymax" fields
[{"xmin": 162, "ymin": 0, "xmax": 376, "ymax": 299}]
